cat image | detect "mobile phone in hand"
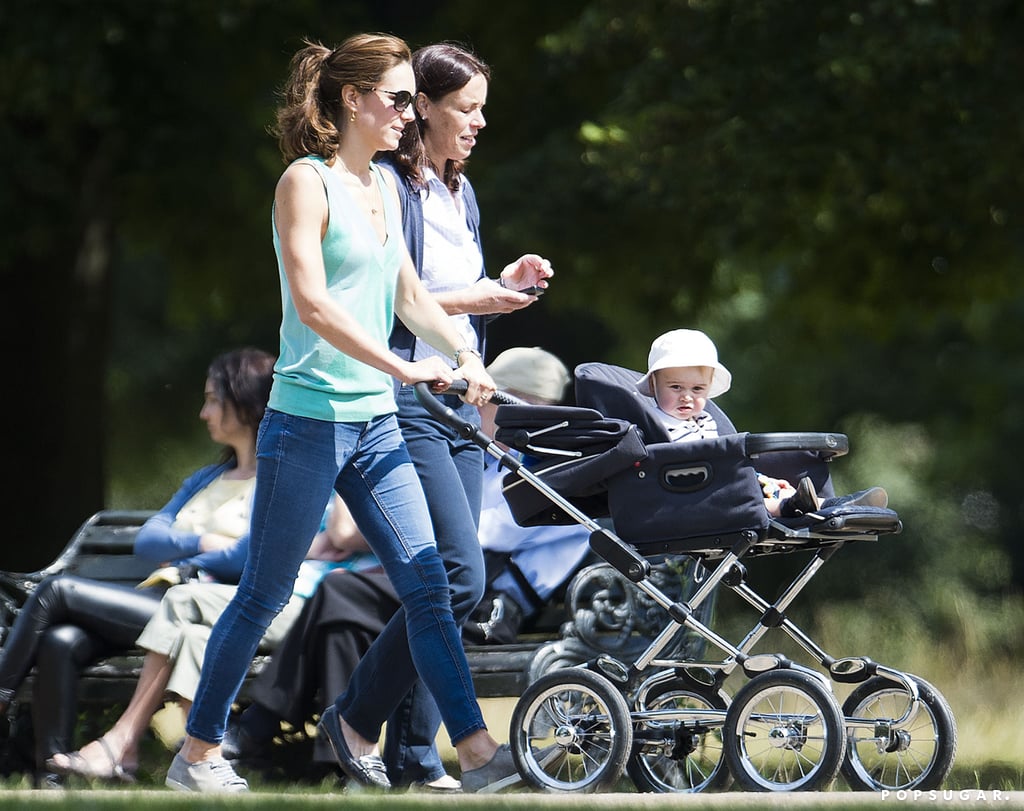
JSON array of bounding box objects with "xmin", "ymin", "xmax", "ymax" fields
[{"xmin": 518, "ymin": 285, "xmax": 545, "ymax": 296}]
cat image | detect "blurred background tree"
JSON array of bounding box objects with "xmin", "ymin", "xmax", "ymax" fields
[{"xmin": 1, "ymin": 0, "xmax": 1020, "ymax": 647}]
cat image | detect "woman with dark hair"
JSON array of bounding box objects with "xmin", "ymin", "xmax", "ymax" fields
[
  {"xmin": 352, "ymin": 41, "xmax": 553, "ymax": 791},
  {"xmin": 0, "ymin": 348, "xmax": 275, "ymax": 787}
]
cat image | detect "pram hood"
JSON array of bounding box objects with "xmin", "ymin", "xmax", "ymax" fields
[
  {"xmin": 574, "ymin": 361, "xmax": 737, "ymax": 443},
  {"xmin": 495, "ymin": 405, "xmax": 648, "ymax": 526},
  {"xmin": 575, "ymin": 362, "xmax": 837, "ymax": 498},
  {"xmin": 494, "ymin": 404, "xmax": 641, "ymax": 455},
  {"xmin": 495, "ymin": 400, "xmax": 770, "ymax": 548}
]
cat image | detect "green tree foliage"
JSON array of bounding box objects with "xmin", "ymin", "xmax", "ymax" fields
[
  {"xmin": 0, "ymin": 0, "xmax": 590, "ymax": 567},
  {"xmin": 474, "ymin": 0, "xmax": 1024, "ymax": 596},
  {"xmin": 0, "ymin": 0, "xmax": 409, "ymax": 565},
  {"xmin": 1, "ymin": 0, "xmax": 1020, "ymax": 610}
]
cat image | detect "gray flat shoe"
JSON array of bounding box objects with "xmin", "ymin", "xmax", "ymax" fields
[{"xmin": 461, "ymin": 744, "xmax": 524, "ymax": 794}]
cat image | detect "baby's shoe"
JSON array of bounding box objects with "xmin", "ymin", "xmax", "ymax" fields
[{"xmin": 779, "ymin": 477, "xmax": 821, "ymax": 517}]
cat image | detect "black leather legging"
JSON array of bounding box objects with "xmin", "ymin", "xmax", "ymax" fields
[{"xmin": 0, "ymin": 575, "xmax": 163, "ymax": 770}]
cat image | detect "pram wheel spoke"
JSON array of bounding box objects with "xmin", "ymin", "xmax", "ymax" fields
[
  {"xmin": 841, "ymin": 674, "xmax": 957, "ymax": 791},
  {"xmin": 723, "ymin": 669, "xmax": 846, "ymax": 792},
  {"xmin": 626, "ymin": 677, "xmax": 731, "ymax": 793},
  {"xmin": 510, "ymin": 668, "xmax": 632, "ymax": 793}
]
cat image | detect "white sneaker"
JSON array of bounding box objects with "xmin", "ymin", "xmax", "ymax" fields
[{"xmin": 165, "ymin": 753, "xmax": 249, "ymax": 793}]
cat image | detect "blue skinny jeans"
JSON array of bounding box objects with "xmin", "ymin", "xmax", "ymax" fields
[
  {"xmin": 376, "ymin": 386, "xmax": 486, "ymax": 785},
  {"xmin": 185, "ymin": 409, "xmax": 486, "ymax": 746}
]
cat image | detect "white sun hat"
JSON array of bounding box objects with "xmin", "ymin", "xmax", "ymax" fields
[
  {"xmin": 486, "ymin": 347, "xmax": 571, "ymax": 404},
  {"xmin": 635, "ymin": 329, "xmax": 732, "ymax": 399}
]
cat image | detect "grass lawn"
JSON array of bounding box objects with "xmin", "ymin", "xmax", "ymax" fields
[
  {"xmin": 2, "ymin": 587, "xmax": 1021, "ymax": 804},
  {"xmin": 0, "ymin": 788, "xmax": 1022, "ymax": 810}
]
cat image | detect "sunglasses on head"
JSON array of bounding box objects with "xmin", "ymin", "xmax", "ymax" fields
[{"xmin": 370, "ymin": 88, "xmax": 414, "ymax": 113}]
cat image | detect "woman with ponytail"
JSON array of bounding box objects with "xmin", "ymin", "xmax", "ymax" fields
[{"xmin": 166, "ymin": 34, "xmax": 520, "ymax": 795}]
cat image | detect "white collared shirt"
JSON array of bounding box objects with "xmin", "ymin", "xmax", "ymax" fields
[
  {"xmin": 662, "ymin": 410, "xmax": 719, "ymax": 442},
  {"xmin": 414, "ymin": 168, "xmax": 484, "ymax": 365}
]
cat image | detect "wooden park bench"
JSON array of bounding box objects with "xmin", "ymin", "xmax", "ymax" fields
[
  {"xmin": 0, "ymin": 509, "xmax": 707, "ymax": 778},
  {"xmin": 0, "ymin": 510, "xmax": 552, "ymax": 704}
]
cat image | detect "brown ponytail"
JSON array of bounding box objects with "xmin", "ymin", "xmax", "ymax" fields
[{"xmin": 270, "ymin": 33, "xmax": 412, "ymax": 164}]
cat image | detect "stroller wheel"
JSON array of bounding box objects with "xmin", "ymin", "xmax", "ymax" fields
[
  {"xmin": 510, "ymin": 667, "xmax": 632, "ymax": 793},
  {"xmin": 723, "ymin": 669, "xmax": 846, "ymax": 791},
  {"xmin": 626, "ymin": 676, "xmax": 731, "ymax": 793},
  {"xmin": 841, "ymin": 674, "xmax": 957, "ymax": 791}
]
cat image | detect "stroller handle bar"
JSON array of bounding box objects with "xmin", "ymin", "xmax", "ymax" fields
[{"xmin": 413, "ymin": 382, "xmax": 848, "ymax": 459}]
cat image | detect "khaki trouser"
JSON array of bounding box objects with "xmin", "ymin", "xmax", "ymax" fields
[{"xmin": 135, "ymin": 582, "xmax": 304, "ymax": 702}]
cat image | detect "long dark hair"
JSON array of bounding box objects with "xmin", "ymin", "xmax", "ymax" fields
[
  {"xmin": 271, "ymin": 33, "xmax": 412, "ymax": 164},
  {"xmin": 206, "ymin": 348, "xmax": 275, "ymax": 463},
  {"xmin": 388, "ymin": 42, "xmax": 490, "ymax": 191}
]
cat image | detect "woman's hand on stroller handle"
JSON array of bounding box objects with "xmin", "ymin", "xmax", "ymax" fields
[
  {"xmin": 417, "ymin": 378, "xmax": 521, "ymax": 406},
  {"xmin": 413, "ymin": 381, "xmax": 522, "ymax": 443}
]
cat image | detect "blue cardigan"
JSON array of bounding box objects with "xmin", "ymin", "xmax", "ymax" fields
[
  {"xmin": 133, "ymin": 461, "xmax": 251, "ymax": 584},
  {"xmin": 378, "ymin": 156, "xmax": 489, "ymax": 365}
]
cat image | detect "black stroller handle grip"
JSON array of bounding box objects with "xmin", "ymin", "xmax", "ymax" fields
[
  {"xmin": 415, "ymin": 378, "xmax": 520, "ymax": 404},
  {"xmin": 746, "ymin": 431, "xmax": 849, "ymax": 459},
  {"xmin": 412, "ymin": 380, "xmax": 521, "ymax": 436},
  {"xmin": 434, "ymin": 380, "xmax": 524, "ymax": 405}
]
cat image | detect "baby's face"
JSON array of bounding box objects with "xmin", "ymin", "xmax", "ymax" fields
[{"xmin": 652, "ymin": 366, "xmax": 713, "ymax": 420}]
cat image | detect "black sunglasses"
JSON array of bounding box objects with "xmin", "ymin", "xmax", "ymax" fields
[{"xmin": 370, "ymin": 88, "xmax": 414, "ymax": 113}]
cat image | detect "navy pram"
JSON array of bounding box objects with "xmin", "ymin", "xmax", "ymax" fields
[{"xmin": 414, "ymin": 363, "xmax": 954, "ymax": 795}]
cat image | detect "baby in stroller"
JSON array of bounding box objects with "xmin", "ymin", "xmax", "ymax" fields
[{"xmin": 635, "ymin": 328, "xmax": 889, "ymax": 517}]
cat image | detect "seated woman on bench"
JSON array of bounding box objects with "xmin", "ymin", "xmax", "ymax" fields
[
  {"xmin": 46, "ymin": 490, "xmax": 372, "ymax": 785},
  {"xmin": 0, "ymin": 348, "xmax": 354, "ymax": 787}
]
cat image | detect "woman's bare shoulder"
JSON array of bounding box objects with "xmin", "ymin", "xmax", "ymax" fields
[{"xmin": 277, "ymin": 159, "xmax": 325, "ymax": 195}]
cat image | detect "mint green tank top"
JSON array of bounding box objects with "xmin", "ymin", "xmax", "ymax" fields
[{"xmin": 269, "ymin": 157, "xmax": 402, "ymax": 422}]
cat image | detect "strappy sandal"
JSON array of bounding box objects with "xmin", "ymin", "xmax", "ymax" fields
[{"xmin": 45, "ymin": 736, "xmax": 137, "ymax": 783}]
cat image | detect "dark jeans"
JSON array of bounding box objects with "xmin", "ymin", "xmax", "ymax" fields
[{"xmin": 370, "ymin": 386, "xmax": 487, "ymax": 786}]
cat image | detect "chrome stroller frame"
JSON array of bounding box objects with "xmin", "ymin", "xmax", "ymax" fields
[{"xmin": 414, "ymin": 369, "xmax": 956, "ymax": 794}]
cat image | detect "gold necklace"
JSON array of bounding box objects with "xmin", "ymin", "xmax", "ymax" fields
[
  {"xmin": 353, "ymin": 172, "xmax": 379, "ymax": 216},
  {"xmin": 365, "ymin": 173, "xmax": 380, "ymax": 215}
]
